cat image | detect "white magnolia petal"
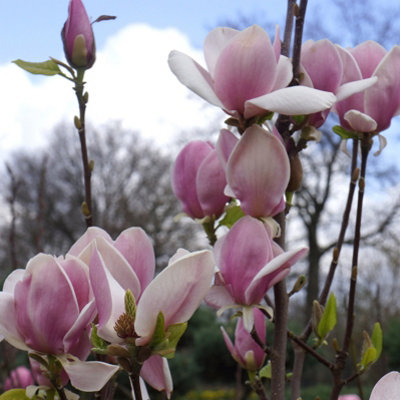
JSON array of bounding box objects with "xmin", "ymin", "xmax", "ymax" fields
[
  {"xmin": 271, "ymin": 55, "xmax": 293, "ymax": 91},
  {"xmin": 336, "ymin": 76, "xmax": 377, "ymax": 102},
  {"xmin": 340, "ymin": 139, "xmax": 352, "ymax": 157},
  {"xmin": 58, "ymin": 355, "xmax": 120, "ymax": 392},
  {"xmin": 370, "ymin": 371, "xmax": 400, "ymax": 400},
  {"xmin": 374, "ymin": 134, "xmax": 387, "ymax": 156},
  {"xmin": 168, "ymin": 50, "xmax": 224, "ymax": 108},
  {"xmin": 246, "ymin": 86, "xmax": 336, "ymax": 116},
  {"xmin": 204, "ymin": 27, "xmax": 238, "ymax": 75},
  {"xmin": 2, "ymin": 269, "xmax": 24, "ymax": 293},
  {"xmin": 242, "ymin": 306, "xmax": 255, "ymax": 333},
  {"xmin": 132, "ymin": 378, "xmax": 150, "ymax": 400},
  {"xmin": 245, "ymin": 247, "xmax": 308, "ymax": 301},
  {"xmin": 205, "ymin": 285, "xmax": 235, "ymax": 309},
  {"xmin": 344, "ymin": 110, "xmax": 377, "ymax": 132}
]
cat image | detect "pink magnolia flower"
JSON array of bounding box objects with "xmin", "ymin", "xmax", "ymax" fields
[
  {"xmin": 338, "ymin": 395, "xmax": 361, "ymax": 400},
  {"xmin": 300, "ymin": 39, "xmax": 377, "ymax": 128},
  {"xmin": 0, "ymin": 252, "xmax": 118, "ymax": 392},
  {"xmin": 369, "ymin": 371, "xmax": 400, "ymax": 400},
  {"xmin": 62, "ymin": 0, "xmax": 96, "ymax": 69},
  {"xmin": 172, "ymin": 140, "xmax": 229, "ymax": 219},
  {"xmin": 68, "ymin": 226, "xmax": 155, "ymax": 301},
  {"xmin": 335, "ymin": 42, "xmax": 400, "ymax": 140},
  {"xmin": 169, "ymin": 25, "xmax": 335, "ymax": 120},
  {"xmin": 218, "ymin": 125, "xmax": 289, "ymax": 218},
  {"xmin": 206, "ymin": 216, "xmax": 307, "ymax": 331},
  {"xmin": 221, "ymin": 308, "xmax": 266, "ymax": 371},
  {"xmin": 79, "ymin": 227, "xmax": 214, "ymax": 398},
  {"xmin": 4, "ymin": 366, "xmax": 34, "ymax": 390}
]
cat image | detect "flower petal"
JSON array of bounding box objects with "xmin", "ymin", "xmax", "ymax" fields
[
  {"xmin": 227, "ymin": 126, "xmax": 289, "ymax": 217},
  {"xmin": 344, "ymin": 110, "xmax": 377, "ymax": 132},
  {"xmin": 246, "ymin": 86, "xmax": 336, "ymax": 116},
  {"xmin": 369, "ymin": 371, "xmax": 400, "ymax": 400},
  {"xmin": 58, "ymin": 355, "xmax": 120, "ymax": 392},
  {"xmin": 245, "ymin": 247, "xmax": 308, "ymax": 304},
  {"xmin": 168, "ymin": 50, "xmax": 224, "ymax": 108},
  {"xmin": 335, "ymin": 76, "xmax": 377, "ymax": 102},
  {"xmin": 203, "ymin": 27, "xmax": 239, "ymax": 76},
  {"xmin": 68, "ymin": 227, "xmax": 112, "ymax": 257},
  {"xmin": 114, "ymin": 227, "xmax": 155, "ymax": 292},
  {"xmin": 141, "ymin": 356, "xmax": 173, "ymax": 398},
  {"xmin": 135, "ymin": 250, "xmax": 214, "ymax": 343}
]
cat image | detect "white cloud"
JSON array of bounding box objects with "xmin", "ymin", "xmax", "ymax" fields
[{"xmin": 0, "ymin": 23, "xmax": 222, "ymax": 156}]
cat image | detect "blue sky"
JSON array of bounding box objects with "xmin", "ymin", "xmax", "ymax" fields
[{"xmin": 1, "ymin": 1, "xmax": 287, "ymax": 65}]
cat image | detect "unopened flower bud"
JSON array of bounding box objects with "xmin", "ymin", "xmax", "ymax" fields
[
  {"xmin": 286, "ymin": 153, "xmax": 303, "ymax": 193},
  {"xmin": 312, "ymin": 300, "xmax": 323, "ymax": 337},
  {"xmin": 62, "ymin": 0, "xmax": 96, "ymax": 69}
]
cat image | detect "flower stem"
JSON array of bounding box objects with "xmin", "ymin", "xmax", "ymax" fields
[
  {"xmin": 129, "ymin": 372, "xmax": 143, "ymax": 400},
  {"xmin": 74, "ymin": 68, "xmax": 93, "ymax": 227}
]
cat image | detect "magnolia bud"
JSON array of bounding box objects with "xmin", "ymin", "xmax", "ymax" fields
[{"xmin": 62, "ymin": 0, "xmax": 96, "ymax": 69}]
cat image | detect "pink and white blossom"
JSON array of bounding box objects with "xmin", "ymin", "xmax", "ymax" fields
[
  {"xmin": 169, "ymin": 25, "xmax": 335, "ymax": 120},
  {"xmin": 221, "ymin": 308, "xmax": 266, "ymax": 371},
  {"xmin": 369, "ymin": 371, "xmax": 400, "ymax": 400},
  {"xmin": 206, "ymin": 216, "xmax": 307, "ymax": 331},
  {"xmin": 172, "ymin": 140, "xmax": 229, "ymax": 219}
]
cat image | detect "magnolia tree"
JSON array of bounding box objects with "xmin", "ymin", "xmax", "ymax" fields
[{"xmin": 0, "ymin": 0, "xmax": 399, "ymax": 400}]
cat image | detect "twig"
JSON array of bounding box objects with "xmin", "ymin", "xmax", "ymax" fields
[{"xmin": 74, "ymin": 69, "xmax": 93, "ymax": 227}]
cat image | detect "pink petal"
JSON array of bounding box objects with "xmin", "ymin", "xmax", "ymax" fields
[
  {"xmin": 245, "ymin": 247, "xmax": 308, "ymax": 304},
  {"xmin": 203, "ymin": 27, "xmax": 239, "ymax": 76},
  {"xmin": 135, "ymin": 250, "xmax": 214, "ymax": 343},
  {"xmin": 2, "ymin": 269, "xmax": 25, "ymax": 293},
  {"xmin": 114, "ymin": 227, "xmax": 155, "ymax": 292},
  {"xmin": 350, "ymin": 40, "xmax": 387, "ymax": 79},
  {"xmin": 68, "ymin": 226, "xmax": 112, "ymax": 257},
  {"xmin": 344, "ymin": 110, "xmax": 377, "ymax": 132},
  {"xmin": 272, "ymin": 25, "xmax": 281, "ymax": 62},
  {"xmin": 216, "ymin": 129, "xmax": 239, "ymax": 170},
  {"xmin": 89, "ymin": 248, "xmax": 125, "ymax": 343},
  {"xmin": 369, "ymin": 371, "xmax": 400, "ymax": 400},
  {"xmin": 196, "ymin": 149, "xmax": 229, "ymax": 217},
  {"xmin": 218, "ymin": 216, "xmax": 274, "ymax": 304},
  {"xmin": 172, "ymin": 140, "xmax": 213, "ymax": 218},
  {"xmin": 246, "ymin": 86, "xmax": 336, "ymax": 117},
  {"xmin": 15, "ymin": 255, "xmax": 80, "ymax": 354},
  {"xmin": 335, "ymin": 77, "xmax": 377, "ymax": 102},
  {"xmin": 81, "ymin": 237, "xmax": 141, "ymax": 300},
  {"xmin": 213, "ymin": 25, "xmax": 277, "ymax": 114},
  {"xmin": 141, "ymin": 355, "xmax": 173, "ymax": 398},
  {"xmin": 227, "ymin": 126, "xmax": 289, "ymax": 217},
  {"xmin": 0, "ymin": 292, "xmax": 29, "ymax": 351},
  {"xmin": 204, "ymin": 285, "xmax": 235, "ymax": 310},
  {"xmin": 168, "ymin": 50, "xmax": 224, "ymax": 108},
  {"xmin": 58, "ymin": 356, "xmax": 120, "ymax": 392},
  {"xmin": 364, "ymin": 45, "xmax": 400, "ymax": 132},
  {"xmin": 301, "ymin": 39, "xmax": 343, "ymax": 93},
  {"xmin": 221, "ymin": 326, "xmax": 243, "ymax": 365},
  {"xmin": 270, "ymin": 55, "xmax": 293, "ymax": 92}
]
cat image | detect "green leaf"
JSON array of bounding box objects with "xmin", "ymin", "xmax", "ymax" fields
[
  {"xmin": 317, "ymin": 292, "xmax": 337, "ymax": 339},
  {"xmin": 149, "ymin": 312, "xmax": 166, "ymax": 348},
  {"xmin": 259, "ymin": 361, "xmax": 271, "ymax": 379},
  {"xmin": 360, "ymin": 346, "xmax": 377, "ymax": 369},
  {"xmin": 332, "ymin": 125, "xmax": 357, "ymax": 140},
  {"xmin": 152, "ymin": 322, "xmax": 188, "ymax": 359},
  {"xmin": 91, "ymin": 324, "xmax": 108, "ymax": 353},
  {"xmin": 0, "ymin": 389, "xmax": 30, "ymax": 400},
  {"xmin": 371, "ymin": 322, "xmax": 382, "ymax": 360},
  {"xmin": 13, "ymin": 59, "xmax": 62, "ymax": 76},
  {"xmin": 218, "ymin": 204, "xmax": 245, "ymax": 229}
]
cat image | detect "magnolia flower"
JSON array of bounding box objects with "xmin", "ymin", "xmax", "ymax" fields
[
  {"xmin": 300, "ymin": 39, "xmax": 377, "ymax": 128},
  {"xmin": 4, "ymin": 366, "xmax": 34, "ymax": 390},
  {"xmin": 169, "ymin": 25, "xmax": 335, "ymax": 121},
  {"xmin": 206, "ymin": 216, "xmax": 307, "ymax": 331},
  {"xmin": 172, "ymin": 140, "xmax": 229, "ymax": 219},
  {"xmin": 0, "ymin": 253, "xmax": 118, "ymax": 392},
  {"xmin": 221, "ymin": 308, "xmax": 266, "ymax": 371},
  {"xmin": 369, "ymin": 371, "xmax": 400, "ymax": 400},
  {"xmin": 217, "ymin": 126, "xmax": 289, "ymax": 218},
  {"xmin": 75, "ymin": 227, "xmax": 214, "ymax": 398},
  {"xmin": 335, "ymin": 41, "xmax": 400, "ymax": 152},
  {"xmin": 62, "ymin": 0, "xmax": 96, "ymax": 69}
]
